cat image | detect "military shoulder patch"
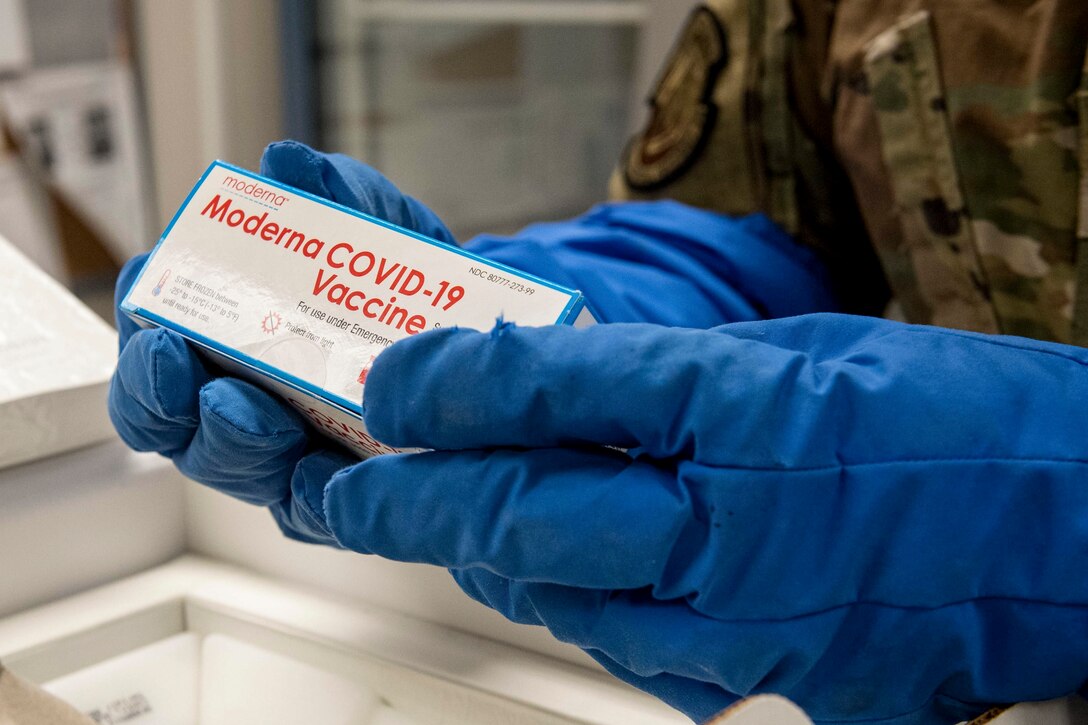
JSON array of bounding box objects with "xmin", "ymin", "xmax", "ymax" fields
[{"xmin": 623, "ymin": 5, "xmax": 728, "ymax": 191}]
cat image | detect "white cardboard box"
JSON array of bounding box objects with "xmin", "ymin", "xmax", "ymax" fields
[{"xmin": 121, "ymin": 162, "xmax": 590, "ymax": 458}]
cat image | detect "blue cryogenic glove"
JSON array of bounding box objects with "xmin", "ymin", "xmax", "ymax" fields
[
  {"xmin": 108, "ymin": 140, "xmax": 834, "ymax": 547},
  {"xmin": 109, "ymin": 254, "xmax": 355, "ymax": 546},
  {"xmin": 108, "ymin": 142, "xmax": 855, "ymax": 719},
  {"xmin": 108, "ymin": 140, "xmax": 463, "ymax": 546},
  {"xmin": 315, "ymin": 316, "xmax": 1088, "ymax": 725}
]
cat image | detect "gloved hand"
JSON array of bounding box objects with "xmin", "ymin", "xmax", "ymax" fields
[
  {"xmin": 108, "ymin": 142, "xmax": 849, "ymax": 717},
  {"xmin": 108, "ymin": 140, "xmax": 461, "ymax": 546},
  {"xmin": 109, "ymin": 252, "xmax": 354, "ymax": 546},
  {"xmin": 109, "ymin": 139, "xmax": 838, "ymax": 544},
  {"xmin": 314, "ymin": 315, "xmax": 1088, "ymax": 725}
]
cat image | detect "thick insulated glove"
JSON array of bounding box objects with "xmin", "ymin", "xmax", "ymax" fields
[
  {"xmin": 109, "ymin": 139, "xmax": 838, "ymax": 543},
  {"xmin": 107, "ymin": 139, "xmax": 460, "ymax": 546},
  {"xmin": 109, "ymin": 254, "xmax": 352, "ymax": 546},
  {"xmin": 314, "ymin": 316, "xmax": 1088, "ymax": 725}
]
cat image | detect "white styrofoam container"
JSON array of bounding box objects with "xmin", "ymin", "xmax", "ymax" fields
[
  {"xmin": 0, "ymin": 557, "xmax": 687, "ymax": 725},
  {"xmin": 0, "ymin": 234, "xmax": 117, "ymax": 469},
  {"xmin": 0, "ymin": 440, "xmax": 186, "ymax": 618},
  {"xmin": 1, "ymin": 523, "xmax": 1084, "ymax": 725},
  {"xmin": 44, "ymin": 633, "xmax": 201, "ymax": 725},
  {"xmin": 199, "ymin": 634, "xmax": 382, "ymax": 725}
]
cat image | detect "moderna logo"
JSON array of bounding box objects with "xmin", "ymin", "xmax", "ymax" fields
[{"xmin": 222, "ymin": 175, "xmax": 290, "ymax": 207}]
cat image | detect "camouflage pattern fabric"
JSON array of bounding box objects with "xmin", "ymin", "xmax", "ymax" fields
[
  {"xmin": 611, "ymin": 0, "xmax": 1088, "ymax": 344},
  {"xmin": 1072, "ymin": 51, "xmax": 1088, "ymax": 344},
  {"xmin": 613, "ymin": 2, "xmax": 758, "ymax": 214},
  {"xmin": 612, "ymin": 0, "xmax": 890, "ymax": 317}
]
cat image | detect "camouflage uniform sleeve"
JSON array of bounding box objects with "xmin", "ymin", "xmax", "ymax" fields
[
  {"xmin": 610, "ymin": 4, "xmax": 755, "ymax": 215},
  {"xmin": 612, "ymin": 0, "xmax": 1088, "ymax": 343},
  {"xmin": 831, "ymin": 0, "xmax": 1088, "ymax": 343},
  {"xmin": 609, "ymin": 0, "xmax": 890, "ymax": 317},
  {"xmin": 1071, "ymin": 52, "xmax": 1088, "ymax": 344}
]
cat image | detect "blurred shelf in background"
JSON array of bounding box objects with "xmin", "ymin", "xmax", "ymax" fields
[
  {"xmin": 0, "ymin": 0, "xmax": 151, "ymax": 322},
  {"xmin": 313, "ymin": 0, "xmax": 646, "ymax": 238}
]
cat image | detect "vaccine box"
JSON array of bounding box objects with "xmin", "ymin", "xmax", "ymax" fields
[{"xmin": 121, "ymin": 162, "xmax": 590, "ymax": 458}]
